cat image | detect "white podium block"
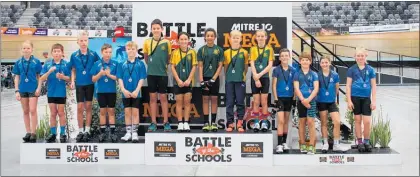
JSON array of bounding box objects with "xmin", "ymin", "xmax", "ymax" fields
[
  {"xmin": 274, "ymin": 148, "xmax": 402, "ymax": 166},
  {"xmin": 145, "ymin": 130, "xmax": 273, "ymax": 166},
  {"xmin": 20, "ymin": 143, "xmax": 145, "ymax": 164}
]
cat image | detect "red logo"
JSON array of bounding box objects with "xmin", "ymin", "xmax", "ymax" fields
[
  {"xmin": 165, "ymin": 31, "xmax": 193, "ymax": 50},
  {"xmin": 73, "ymin": 149, "xmax": 92, "ymax": 159},
  {"xmin": 193, "ymin": 143, "xmax": 224, "ymax": 156}
]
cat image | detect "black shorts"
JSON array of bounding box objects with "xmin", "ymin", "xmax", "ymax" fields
[
  {"xmin": 173, "ymin": 85, "xmax": 192, "ymax": 95},
  {"xmin": 317, "ymin": 102, "xmax": 339, "ymax": 112},
  {"xmin": 351, "ymin": 96, "xmax": 372, "ymax": 116},
  {"xmin": 20, "ymin": 92, "xmax": 36, "ymax": 98},
  {"xmin": 122, "ymin": 98, "xmax": 141, "ymax": 108},
  {"xmin": 251, "ymin": 77, "xmax": 270, "ymax": 94},
  {"xmin": 48, "ymin": 97, "xmax": 66, "ymax": 104},
  {"xmin": 76, "ymin": 84, "xmax": 94, "ymax": 103},
  {"xmin": 147, "ymin": 75, "xmax": 168, "ymax": 94},
  {"xmin": 202, "ymin": 77, "xmax": 220, "ymax": 96},
  {"xmin": 297, "ymin": 101, "xmax": 317, "ymax": 118},
  {"xmin": 277, "ymin": 97, "xmax": 293, "ymax": 112},
  {"xmin": 97, "ymin": 93, "xmax": 116, "ymax": 108}
]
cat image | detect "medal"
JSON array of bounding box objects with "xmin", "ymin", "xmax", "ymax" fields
[
  {"xmin": 149, "ymin": 57, "xmax": 152, "ymax": 62},
  {"xmin": 286, "ymin": 86, "xmax": 289, "ymax": 91},
  {"xmin": 232, "ymin": 69, "xmax": 236, "ymax": 74},
  {"xmin": 182, "ymin": 69, "xmax": 186, "ymax": 73},
  {"xmin": 80, "ymin": 50, "xmax": 90, "ymax": 76},
  {"xmin": 149, "ymin": 38, "xmax": 161, "ymax": 62},
  {"xmin": 128, "ymin": 77, "xmax": 132, "ymax": 82},
  {"xmin": 82, "ymin": 70, "xmax": 86, "ymax": 75},
  {"xmin": 309, "ymin": 89, "xmax": 312, "ymax": 93},
  {"xmin": 326, "ymin": 91, "xmax": 329, "ymax": 96},
  {"xmin": 104, "ymin": 78, "xmax": 108, "ymax": 82},
  {"xmin": 209, "ymin": 65, "xmax": 212, "ymax": 70},
  {"xmin": 25, "ymin": 78, "xmax": 29, "ymax": 82},
  {"xmin": 229, "ymin": 48, "xmax": 241, "ymax": 75},
  {"xmin": 363, "ymin": 83, "xmax": 367, "ymax": 88},
  {"xmin": 259, "ymin": 65, "xmax": 263, "ymax": 69}
]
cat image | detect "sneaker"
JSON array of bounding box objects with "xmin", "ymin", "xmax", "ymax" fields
[
  {"xmin": 322, "ymin": 143, "xmax": 329, "ymax": 153},
  {"xmin": 252, "ymin": 119, "xmax": 260, "ymax": 132},
  {"xmin": 357, "ymin": 143, "xmax": 366, "ymax": 152},
  {"xmin": 333, "ymin": 144, "xmax": 349, "ymax": 152},
  {"xmin": 132, "ymin": 132, "xmax": 139, "ymax": 143},
  {"xmin": 183, "ymin": 122, "xmax": 191, "ymax": 132},
  {"xmin": 261, "ymin": 120, "xmax": 268, "ymax": 132},
  {"xmin": 202, "ymin": 123, "xmax": 211, "ymax": 132},
  {"xmin": 121, "ymin": 132, "xmax": 132, "ymax": 142},
  {"xmin": 46, "ymin": 134, "xmax": 57, "ymax": 143},
  {"xmin": 307, "ymin": 146, "xmax": 316, "ymax": 155},
  {"xmin": 177, "ymin": 122, "xmax": 184, "ymax": 132},
  {"xmin": 300, "ymin": 144, "xmax": 308, "ymax": 154},
  {"xmin": 29, "ymin": 133, "xmax": 37, "ymax": 143},
  {"xmin": 22, "ymin": 133, "xmax": 31, "ymax": 142},
  {"xmin": 275, "ymin": 145, "xmax": 284, "ymax": 154},
  {"xmin": 59, "ymin": 134, "xmax": 67, "ymax": 143},
  {"xmin": 76, "ymin": 132, "xmax": 84, "ymax": 142},
  {"xmin": 110, "ymin": 133, "xmax": 118, "ymax": 143},
  {"xmin": 210, "ymin": 123, "xmax": 218, "ymax": 132},
  {"xmin": 163, "ymin": 122, "xmax": 172, "ymax": 132},
  {"xmin": 148, "ymin": 123, "xmax": 157, "ymax": 132},
  {"xmin": 98, "ymin": 133, "xmax": 106, "ymax": 142},
  {"xmin": 364, "ymin": 143, "xmax": 372, "ymax": 152},
  {"xmin": 282, "ymin": 143, "xmax": 290, "ymax": 152},
  {"xmin": 82, "ymin": 132, "xmax": 90, "ymax": 142}
]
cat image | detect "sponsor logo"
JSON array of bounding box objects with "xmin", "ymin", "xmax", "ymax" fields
[
  {"xmin": 104, "ymin": 149, "xmax": 119, "ymax": 159},
  {"xmin": 46, "ymin": 148, "xmax": 61, "ymax": 159},
  {"xmin": 185, "ymin": 137, "xmax": 232, "ymax": 162},
  {"xmin": 154, "ymin": 141, "xmax": 176, "ymax": 157},
  {"xmin": 328, "ymin": 155, "xmax": 345, "ymax": 164},
  {"xmin": 347, "ymin": 156, "xmax": 355, "ymax": 162},
  {"xmin": 241, "ymin": 142, "xmax": 263, "ymax": 158},
  {"xmin": 66, "ymin": 145, "xmax": 99, "ymax": 163},
  {"xmin": 319, "ymin": 157, "xmax": 327, "ymax": 162}
]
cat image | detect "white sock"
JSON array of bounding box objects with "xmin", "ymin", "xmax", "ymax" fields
[
  {"xmin": 334, "ymin": 140, "xmax": 339, "ymax": 145},
  {"xmin": 85, "ymin": 127, "xmax": 91, "ymax": 134},
  {"xmin": 79, "ymin": 128, "xmax": 84, "ymax": 133}
]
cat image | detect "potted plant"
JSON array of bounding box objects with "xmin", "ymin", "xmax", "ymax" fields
[
  {"xmin": 369, "ymin": 105, "xmax": 392, "ymax": 152},
  {"xmin": 35, "ymin": 105, "xmax": 51, "ymax": 142},
  {"xmin": 327, "ymin": 113, "xmax": 334, "ymax": 150}
]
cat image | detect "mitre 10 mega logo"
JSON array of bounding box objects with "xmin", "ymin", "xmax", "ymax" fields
[
  {"xmin": 66, "ymin": 145, "xmax": 99, "ymax": 163},
  {"xmin": 185, "ymin": 137, "xmax": 232, "ymax": 163},
  {"xmin": 216, "ymin": 17, "xmax": 287, "ymax": 52}
]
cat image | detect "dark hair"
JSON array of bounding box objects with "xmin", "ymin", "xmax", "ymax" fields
[
  {"xmin": 279, "ymin": 48, "xmax": 290, "ymax": 55},
  {"xmin": 51, "ymin": 43, "xmax": 64, "ymax": 52},
  {"xmin": 101, "ymin": 43, "xmax": 112, "ymax": 51},
  {"xmin": 151, "ymin": 19, "xmax": 163, "ymax": 28},
  {"xmin": 204, "ymin": 28, "xmax": 217, "ymax": 42},
  {"xmin": 178, "ymin": 32, "xmax": 190, "ymax": 39}
]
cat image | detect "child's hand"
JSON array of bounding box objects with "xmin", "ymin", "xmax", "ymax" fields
[
  {"xmin": 255, "ymin": 80, "xmax": 262, "ymax": 88},
  {"xmin": 123, "ymin": 89, "xmax": 131, "ymax": 98},
  {"xmin": 347, "ymin": 101, "xmax": 354, "ymax": 110},
  {"xmin": 370, "ymin": 101, "xmax": 376, "ymax": 110},
  {"xmin": 184, "ymin": 79, "xmax": 191, "ymax": 87},
  {"xmin": 131, "ymin": 90, "xmax": 139, "ymax": 98},
  {"xmin": 177, "ymin": 80, "xmax": 184, "ymax": 87},
  {"xmin": 15, "ymin": 92, "xmax": 21, "ymax": 101}
]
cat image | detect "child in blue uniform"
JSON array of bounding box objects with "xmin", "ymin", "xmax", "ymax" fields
[
  {"xmin": 39, "ymin": 44, "xmax": 71, "ymax": 143},
  {"xmin": 273, "ymin": 48, "xmax": 296, "ymax": 153},
  {"xmin": 293, "ymin": 52, "xmax": 319, "ymax": 155},
  {"xmin": 117, "ymin": 41, "xmax": 147, "ymax": 143},
  {"xmin": 90, "ymin": 44, "xmax": 118, "ymax": 142},
  {"xmin": 317, "ymin": 56, "xmax": 349, "ymax": 153},
  {"xmin": 12, "ymin": 40, "xmax": 42, "ymax": 143},
  {"xmin": 346, "ymin": 47, "xmax": 377, "ymax": 152}
]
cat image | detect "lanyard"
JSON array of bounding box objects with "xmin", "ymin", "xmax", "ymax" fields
[
  {"xmin": 229, "ymin": 48, "xmax": 241, "ymax": 70},
  {"xmin": 280, "ymin": 66, "xmax": 290, "ymax": 85},
  {"xmin": 203, "ymin": 45, "xmax": 217, "ymax": 71},
  {"xmin": 52, "ymin": 59, "xmax": 62, "ymax": 73},
  {"xmin": 257, "ymin": 45, "xmax": 266, "ymax": 65},
  {"xmin": 79, "ymin": 50, "xmax": 89, "ymax": 71},
  {"xmin": 301, "ymin": 70, "xmax": 312, "ymax": 88},
  {"xmin": 127, "ymin": 60, "xmax": 137, "ymax": 78},
  {"xmin": 21, "ymin": 56, "xmax": 32, "ymax": 79},
  {"xmin": 320, "ymin": 71, "xmax": 331, "ymax": 90},
  {"xmin": 358, "ymin": 67, "xmax": 367, "ymax": 83},
  {"xmin": 150, "ymin": 38, "xmax": 162, "ymax": 57},
  {"xmin": 179, "ymin": 48, "xmax": 189, "ymax": 70}
]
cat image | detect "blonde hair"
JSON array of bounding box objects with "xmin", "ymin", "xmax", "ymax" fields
[
  {"xmin": 255, "ymin": 29, "xmax": 267, "ymax": 36},
  {"xmin": 355, "ymin": 47, "xmax": 367, "ymax": 55},
  {"xmin": 22, "ymin": 40, "xmax": 33, "ymax": 48},
  {"xmin": 125, "ymin": 41, "xmax": 138, "ymax": 49},
  {"xmin": 230, "ymin": 30, "xmax": 242, "ymax": 38},
  {"xmin": 299, "ymin": 52, "xmax": 312, "ymax": 62},
  {"xmin": 101, "ymin": 43, "xmax": 112, "ymax": 51},
  {"xmin": 320, "ymin": 55, "xmax": 331, "ymax": 62},
  {"xmin": 77, "ymin": 30, "xmax": 89, "ymax": 39}
]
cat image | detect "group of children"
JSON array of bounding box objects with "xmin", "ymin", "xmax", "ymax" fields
[{"xmin": 14, "ymin": 18, "xmax": 377, "ymax": 154}]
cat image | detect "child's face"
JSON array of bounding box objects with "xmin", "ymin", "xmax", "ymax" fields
[
  {"xmin": 255, "ymin": 31, "xmax": 267, "ymax": 45},
  {"xmin": 77, "ymin": 36, "xmax": 89, "ymax": 49},
  {"xmin": 21, "ymin": 43, "xmax": 33, "ymax": 56},
  {"xmin": 299, "ymin": 58, "xmax": 311, "ymax": 68},
  {"xmin": 52, "ymin": 49, "xmax": 63, "ymax": 60},
  {"xmin": 280, "ymin": 52, "xmax": 290, "ymax": 65},
  {"xmin": 178, "ymin": 34, "xmax": 189, "ymax": 49},
  {"xmin": 205, "ymin": 32, "xmax": 215, "ymax": 44},
  {"xmin": 230, "ymin": 34, "xmax": 241, "ymax": 46},
  {"xmin": 151, "ymin": 24, "xmax": 162, "ymax": 38},
  {"xmin": 126, "ymin": 46, "xmax": 137, "ymax": 58},
  {"xmin": 320, "ymin": 58, "xmax": 330, "ymax": 70},
  {"xmin": 355, "ymin": 52, "xmax": 366, "ymax": 65},
  {"xmin": 102, "ymin": 48, "xmax": 112, "ymax": 60}
]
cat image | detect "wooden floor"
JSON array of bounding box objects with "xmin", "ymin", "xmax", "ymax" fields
[{"xmin": 293, "ymin": 31, "xmax": 420, "ymax": 59}]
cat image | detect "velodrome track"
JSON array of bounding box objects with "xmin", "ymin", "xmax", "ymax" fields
[{"xmin": 1, "ymin": 85, "xmax": 418, "ymax": 176}]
